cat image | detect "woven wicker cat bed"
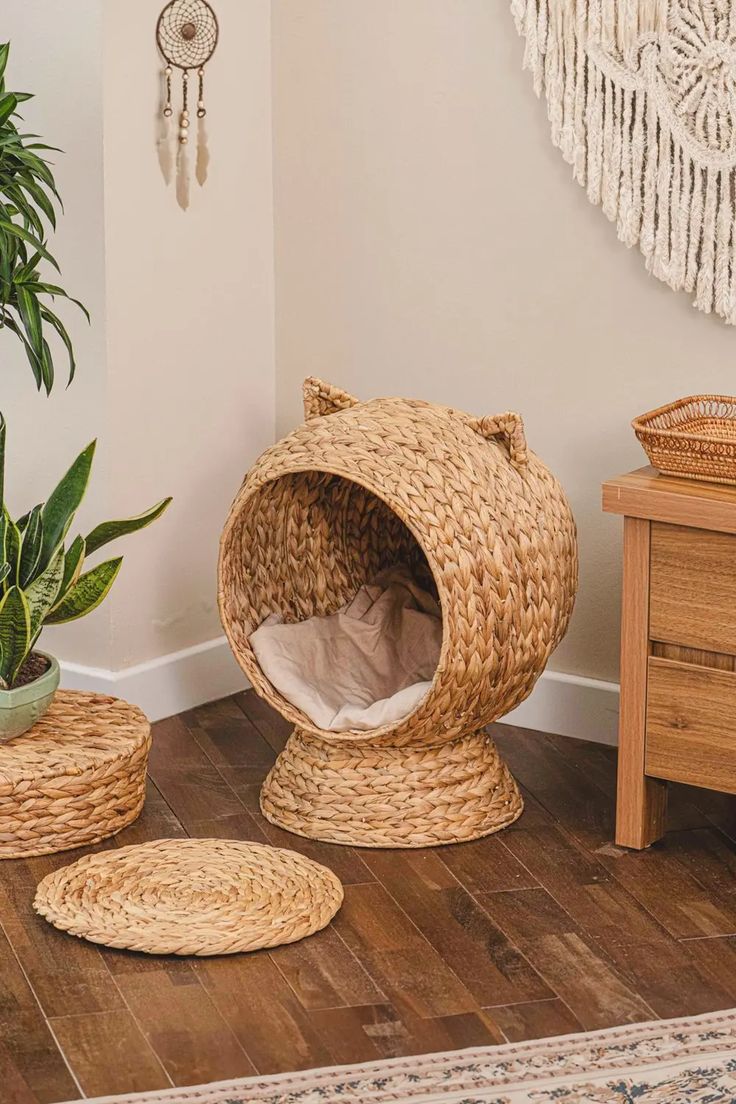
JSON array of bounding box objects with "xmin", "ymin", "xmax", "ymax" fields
[{"xmin": 219, "ymin": 378, "xmax": 577, "ymax": 848}]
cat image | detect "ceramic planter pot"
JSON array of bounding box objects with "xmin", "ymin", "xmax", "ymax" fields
[{"xmin": 0, "ymin": 652, "xmax": 60, "ymax": 744}]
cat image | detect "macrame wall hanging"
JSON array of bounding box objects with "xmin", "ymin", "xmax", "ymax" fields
[
  {"xmin": 156, "ymin": 0, "xmax": 219, "ymax": 211},
  {"xmin": 512, "ymin": 1, "xmax": 736, "ymax": 325}
]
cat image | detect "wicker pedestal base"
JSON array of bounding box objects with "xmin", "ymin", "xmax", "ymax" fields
[
  {"xmin": 0, "ymin": 691, "xmax": 150, "ymax": 859},
  {"xmin": 260, "ymin": 727, "xmax": 524, "ymax": 848}
]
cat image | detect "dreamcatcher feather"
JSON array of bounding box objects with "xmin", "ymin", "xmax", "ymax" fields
[
  {"xmin": 512, "ymin": 0, "xmax": 736, "ymax": 325},
  {"xmin": 156, "ymin": 0, "xmax": 219, "ymax": 211}
]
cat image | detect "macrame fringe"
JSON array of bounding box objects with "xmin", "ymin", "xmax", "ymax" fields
[
  {"xmin": 512, "ymin": 0, "xmax": 736, "ymax": 326},
  {"xmin": 594, "ymin": 0, "xmax": 669, "ymax": 54},
  {"xmin": 512, "ymin": 0, "xmax": 669, "ymax": 74}
]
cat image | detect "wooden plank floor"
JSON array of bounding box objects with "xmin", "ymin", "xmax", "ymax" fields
[{"xmin": 2, "ymin": 692, "xmax": 736, "ymax": 1103}]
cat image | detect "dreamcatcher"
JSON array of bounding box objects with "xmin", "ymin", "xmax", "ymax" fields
[{"xmin": 156, "ymin": 0, "xmax": 219, "ymax": 211}]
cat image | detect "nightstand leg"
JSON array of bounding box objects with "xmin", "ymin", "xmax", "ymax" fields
[{"xmin": 615, "ymin": 517, "xmax": 668, "ymax": 848}]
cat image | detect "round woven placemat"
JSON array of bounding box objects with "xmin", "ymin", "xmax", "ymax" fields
[{"xmin": 34, "ymin": 838, "xmax": 344, "ymax": 956}]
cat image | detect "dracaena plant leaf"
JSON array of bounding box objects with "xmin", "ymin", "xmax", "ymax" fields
[
  {"xmin": 28, "ymin": 283, "xmax": 89, "ymax": 321},
  {"xmin": 0, "ymin": 43, "xmax": 88, "ymax": 392},
  {"xmin": 18, "ymin": 178, "xmax": 56, "ymax": 229},
  {"xmin": 0, "ymin": 94, "xmax": 16, "ymax": 130},
  {"xmin": 16, "ymin": 284, "xmax": 44, "ymax": 366},
  {"xmin": 0, "ymin": 220, "xmax": 59, "ymax": 271},
  {"xmin": 84, "ymin": 498, "xmax": 173, "ymax": 556},
  {"xmin": 0, "ymin": 585, "xmax": 30, "ymax": 686},
  {"xmin": 1, "ymin": 316, "xmax": 43, "ymax": 389},
  {"xmin": 39, "ymin": 304, "xmax": 75, "ymax": 384},
  {"xmin": 45, "ymin": 557, "xmax": 122, "ymax": 625}
]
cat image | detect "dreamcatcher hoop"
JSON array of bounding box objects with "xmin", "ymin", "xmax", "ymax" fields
[
  {"xmin": 156, "ymin": 0, "xmax": 219, "ymax": 70},
  {"xmin": 156, "ymin": 0, "xmax": 220, "ymax": 210}
]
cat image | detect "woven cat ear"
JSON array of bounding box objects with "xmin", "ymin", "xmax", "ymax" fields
[
  {"xmin": 468, "ymin": 412, "xmax": 528, "ymax": 468},
  {"xmin": 303, "ymin": 378, "xmax": 360, "ymax": 419}
]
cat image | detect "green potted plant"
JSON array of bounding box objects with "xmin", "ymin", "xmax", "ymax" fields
[
  {"xmin": 0, "ymin": 416, "xmax": 170, "ymax": 739},
  {"xmin": 0, "ymin": 43, "xmax": 171, "ymax": 739},
  {"xmin": 0, "ymin": 43, "xmax": 86, "ymax": 392}
]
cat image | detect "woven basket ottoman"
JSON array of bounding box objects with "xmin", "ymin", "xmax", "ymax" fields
[
  {"xmin": 219, "ymin": 378, "xmax": 577, "ymax": 848},
  {"xmin": 0, "ymin": 690, "xmax": 150, "ymax": 859}
]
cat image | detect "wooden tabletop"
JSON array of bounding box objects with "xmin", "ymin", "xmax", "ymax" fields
[{"xmin": 602, "ymin": 466, "xmax": 736, "ymax": 534}]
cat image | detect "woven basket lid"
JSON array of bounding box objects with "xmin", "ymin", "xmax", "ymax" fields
[
  {"xmin": 0, "ymin": 691, "xmax": 148, "ymax": 784},
  {"xmin": 33, "ymin": 839, "xmax": 343, "ymax": 956}
]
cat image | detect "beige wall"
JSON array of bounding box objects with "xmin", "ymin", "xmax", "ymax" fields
[
  {"xmin": 1, "ymin": 1, "xmax": 111, "ymax": 667},
  {"xmin": 2, "ymin": 1, "xmax": 274, "ymax": 675},
  {"xmin": 271, "ymin": 0, "xmax": 736, "ymax": 684},
  {"xmin": 102, "ymin": 0, "xmax": 275, "ymax": 668},
  {"xmin": 8, "ymin": 2, "xmax": 736, "ymax": 693}
]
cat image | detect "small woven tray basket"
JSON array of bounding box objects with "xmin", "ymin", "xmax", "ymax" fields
[{"xmin": 633, "ymin": 395, "xmax": 736, "ymax": 486}]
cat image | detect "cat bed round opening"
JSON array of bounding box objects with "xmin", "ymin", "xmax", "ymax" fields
[
  {"xmin": 219, "ymin": 378, "xmax": 578, "ymax": 848},
  {"xmin": 220, "ymin": 467, "xmax": 444, "ymax": 744}
]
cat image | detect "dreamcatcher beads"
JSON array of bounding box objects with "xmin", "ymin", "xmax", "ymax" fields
[
  {"xmin": 156, "ymin": 0, "xmax": 219, "ymax": 210},
  {"xmin": 157, "ymin": 65, "xmax": 174, "ymax": 185},
  {"xmin": 197, "ymin": 67, "xmax": 210, "ymax": 187},
  {"xmin": 177, "ymin": 69, "xmax": 190, "ymax": 210}
]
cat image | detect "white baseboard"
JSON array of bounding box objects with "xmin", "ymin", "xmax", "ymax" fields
[
  {"xmin": 504, "ymin": 668, "xmax": 620, "ymax": 746},
  {"xmin": 62, "ymin": 640, "xmax": 620, "ymax": 742},
  {"xmin": 60, "ymin": 636, "xmax": 249, "ymax": 723}
]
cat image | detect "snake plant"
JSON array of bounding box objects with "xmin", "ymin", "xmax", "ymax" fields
[
  {"xmin": 0, "ymin": 415, "xmax": 171, "ymax": 688},
  {"xmin": 0, "ymin": 42, "xmax": 87, "ymax": 392}
]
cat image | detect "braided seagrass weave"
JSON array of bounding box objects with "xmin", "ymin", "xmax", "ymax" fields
[
  {"xmin": 0, "ymin": 691, "xmax": 150, "ymax": 859},
  {"xmin": 219, "ymin": 378, "xmax": 578, "ymax": 848},
  {"xmin": 34, "ymin": 839, "xmax": 344, "ymax": 955}
]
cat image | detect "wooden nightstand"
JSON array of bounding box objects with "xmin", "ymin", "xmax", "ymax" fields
[{"xmin": 603, "ymin": 466, "xmax": 736, "ymax": 849}]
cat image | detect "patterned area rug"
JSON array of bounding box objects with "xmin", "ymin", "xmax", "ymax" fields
[{"xmin": 66, "ymin": 1009, "xmax": 736, "ymax": 1104}]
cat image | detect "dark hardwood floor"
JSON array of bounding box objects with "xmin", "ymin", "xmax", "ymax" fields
[{"xmin": 2, "ymin": 692, "xmax": 736, "ymax": 1102}]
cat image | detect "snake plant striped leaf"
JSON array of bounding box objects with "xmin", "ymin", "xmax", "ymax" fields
[
  {"xmin": 46, "ymin": 558, "xmax": 122, "ymax": 625},
  {"xmin": 84, "ymin": 500, "xmax": 173, "ymax": 557},
  {"xmin": 39, "ymin": 440, "xmax": 95, "ymax": 570},
  {"xmin": 0, "ymin": 586, "xmax": 31, "ymax": 686},
  {"xmin": 25, "ymin": 550, "xmax": 64, "ymax": 635}
]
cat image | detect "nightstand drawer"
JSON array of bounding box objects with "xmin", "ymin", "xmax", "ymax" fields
[
  {"xmin": 650, "ymin": 523, "xmax": 736, "ymax": 655},
  {"xmin": 645, "ymin": 657, "xmax": 736, "ymax": 794}
]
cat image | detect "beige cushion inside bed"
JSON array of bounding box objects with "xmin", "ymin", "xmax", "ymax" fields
[{"xmin": 249, "ymin": 566, "xmax": 442, "ymax": 732}]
